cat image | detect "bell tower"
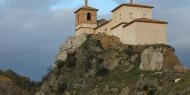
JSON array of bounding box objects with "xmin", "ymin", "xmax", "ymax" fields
[{"xmin": 74, "ymin": 0, "xmax": 98, "ymax": 36}]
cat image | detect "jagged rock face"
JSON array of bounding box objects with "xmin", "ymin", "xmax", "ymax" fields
[
  {"xmin": 35, "ymin": 74, "xmax": 64, "ymax": 95},
  {"xmin": 36, "ymin": 34, "xmax": 190, "ymax": 95},
  {"xmin": 57, "ymin": 34, "xmax": 87, "ymax": 61},
  {"xmin": 140, "ymin": 47, "xmax": 164, "ymax": 71}
]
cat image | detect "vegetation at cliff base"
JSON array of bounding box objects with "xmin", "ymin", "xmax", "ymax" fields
[{"xmin": 0, "ymin": 69, "xmax": 40, "ymax": 95}]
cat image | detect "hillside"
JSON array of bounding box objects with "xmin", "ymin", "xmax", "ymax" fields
[
  {"xmin": 0, "ymin": 70, "xmax": 40, "ymax": 95},
  {"xmin": 35, "ymin": 34, "xmax": 190, "ymax": 95}
]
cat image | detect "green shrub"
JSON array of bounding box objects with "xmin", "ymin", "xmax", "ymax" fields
[
  {"xmin": 80, "ymin": 38, "xmax": 102, "ymax": 50},
  {"xmin": 95, "ymin": 67, "xmax": 109, "ymax": 76},
  {"xmin": 84, "ymin": 62, "xmax": 92, "ymax": 72},
  {"xmin": 133, "ymin": 56, "xmax": 141, "ymax": 67},
  {"xmin": 66, "ymin": 52, "xmax": 77, "ymax": 68},
  {"xmin": 96, "ymin": 58, "xmax": 104, "ymax": 64},
  {"xmin": 57, "ymin": 83, "xmax": 67, "ymax": 94},
  {"xmin": 142, "ymin": 85, "xmax": 157, "ymax": 95},
  {"xmin": 128, "ymin": 45, "xmax": 133, "ymax": 49},
  {"xmin": 0, "ymin": 69, "xmax": 39, "ymax": 93},
  {"xmin": 124, "ymin": 46, "xmax": 134, "ymax": 56},
  {"xmin": 56, "ymin": 60, "xmax": 65, "ymax": 69}
]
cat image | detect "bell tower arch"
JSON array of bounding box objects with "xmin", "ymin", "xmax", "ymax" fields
[{"xmin": 74, "ymin": 0, "xmax": 98, "ymax": 36}]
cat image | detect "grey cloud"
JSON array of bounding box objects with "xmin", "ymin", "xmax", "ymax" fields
[
  {"xmin": 149, "ymin": 0, "xmax": 190, "ymax": 9},
  {"xmin": 0, "ymin": 0, "xmax": 75, "ymax": 80},
  {"xmin": 4, "ymin": 0, "xmax": 62, "ymax": 10},
  {"xmin": 150, "ymin": 1, "xmax": 190, "ymax": 46},
  {"xmin": 176, "ymin": 49, "xmax": 190, "ymax": 67}
]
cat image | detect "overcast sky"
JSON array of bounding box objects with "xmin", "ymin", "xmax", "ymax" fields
[{"xmin": 0, "ymin": 0, "xmax": 189, "ymax": 80}]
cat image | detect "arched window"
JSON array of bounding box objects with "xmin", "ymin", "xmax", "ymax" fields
[
  {"xmin": 143, "ymin": 14, "xmax": 146, "ymax": 18},
  {"xmin": 77, "ymin": 14, "xmax": 79, "ymax": 22},
  {"xmin": 129, "ymin": 13, "xmax": 133, "ymax": 19},
  {"xmin": 87, "ymin": 13, "xmax": 91, "ymax": 21}
]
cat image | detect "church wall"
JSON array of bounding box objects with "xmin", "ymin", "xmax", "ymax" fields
[
  {"xmin": 122, "ymin": 22, "xmax": 167, "ymax": 45},
  {"xmin": 112, "ymin": 6, "xmax": 127, "ymax": 27},
  {"xmin": 134, "ymin": 22, "xmax": 167, "ymax": 45},
  {"xmin": 111, "ymin": 24, "xmax": 126, "ymax": 42},
  {"xmin": 111, "ymin": 6, "xmax": 152, "ymax": 27},
  {"xmin": 121, "ymin": 24, "xmax": 136, "ymax": 44}
]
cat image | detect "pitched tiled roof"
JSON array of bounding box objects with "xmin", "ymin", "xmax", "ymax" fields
[
  {"xmin": 111, "ymin": 3, "xmax": 154, "ymax": 12},
  {"xmin": 74, "ymin": 6, "xmax": 98, "ymax": 13},
  {"xmin": 123, "ymin": 18, "xmax": 168, "ymax": 27}
]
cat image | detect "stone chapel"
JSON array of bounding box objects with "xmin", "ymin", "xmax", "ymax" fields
[{"xmin": 74, "ymin": 0, "xmax": 168, "ymax": 45}]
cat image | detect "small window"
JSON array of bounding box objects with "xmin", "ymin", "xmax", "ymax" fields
[
  {"xmin": 143, "ymin": 14, "xmax": 146, "ymax": 18},
  {"xmin": 77, "ymin": 14, "xmax": 79, "ymax": 22},
  {"xmin": 105, "ymin": 28, "xmax": 107, "ymax": 31},
  {"xmin": 129, "ymin": 13, "xmax": 133, "ymax": 19},
  {"xmin": 87, "ymin": 13, "xmax": 91, "ymax": 21},
  {"xmin": 115, "ymin": 17, "xmax": 117, "ymax": 23}
]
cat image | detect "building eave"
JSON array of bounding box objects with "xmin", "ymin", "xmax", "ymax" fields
[
  {"xmin": 74, "ymin": 6, "xmax": 99, "ymax": 13},
  {"xmin": 75, "ymin": 27, "xmax": 95, "ymax": 31},
  {"xmin": 111, "ymin": 3, "xmax": 154, "ymax": 12},
  {"xmin": 123, "ymin": 18, "xmax": 168, "ymax": 28}
]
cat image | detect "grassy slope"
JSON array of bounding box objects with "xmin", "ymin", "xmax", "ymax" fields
[{"xmin": 159, "ymin": 74, "xmax": 190, "ymax": 95}]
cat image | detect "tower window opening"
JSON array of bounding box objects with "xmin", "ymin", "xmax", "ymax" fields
[
  {"xmin": 143, "ymin": 14, "xmax": 146, "ymax": 18},
  {"xmin": 87, "ymin": 13, "xmax": 91, "ymax": 21},
  {"xmin": 129, "ymin": 13, "xmax": 133, "ymax": 19},
  {"xmin": 119, "ymin": 13, "xmax": 121, "ymax": 20},
  {"xmin": 77, "ymin": 14, "xmax": 79, "ymax": 22}
]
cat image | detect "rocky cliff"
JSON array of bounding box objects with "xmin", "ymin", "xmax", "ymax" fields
[{"xmin": 35, "ymin": 34, "xmax": 190, "ymax": 95}]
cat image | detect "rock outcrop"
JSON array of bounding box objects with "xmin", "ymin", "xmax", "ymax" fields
[
  {"xmin": 140, "ymin": 47, "xmax": 164, "ymax": 71},
  {"xmin": 57, "ymin": 34, "xmax": 87, "ymax": 61},
  {"xmin": 35, "ymin": 34, "xmax": 190, "ymax": 95}
]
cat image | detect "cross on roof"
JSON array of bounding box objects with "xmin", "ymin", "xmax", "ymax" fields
[
  {"xmin": 130, "ymin": 0, "xmax": 133, "ymax": 4},
  {"xmin": 85, "ymin": 0, "xmax": 88, "ymax": 7}
]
